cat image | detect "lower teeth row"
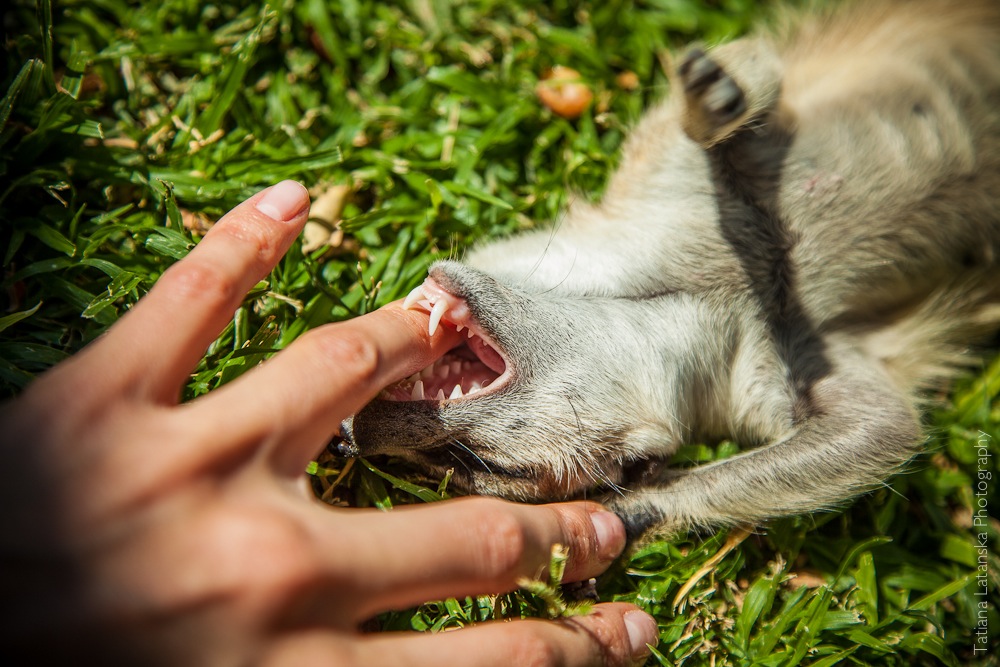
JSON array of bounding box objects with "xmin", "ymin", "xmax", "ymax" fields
[{"xmin": 407, "ymin": 378, "xmax": 488, "ymax": 401}]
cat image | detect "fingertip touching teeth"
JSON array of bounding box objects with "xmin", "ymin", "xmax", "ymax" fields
[
  {"xmin": 388, "ymin": 277, "xmax": 509, "ymax": 403},
  {"xmin": 402, "ymin": 279, "xmax": 472, "ymax": 336}
]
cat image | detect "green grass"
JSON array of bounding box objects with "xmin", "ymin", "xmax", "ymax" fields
[{"xmin": 2, "ymin": 1, "xmax": 997, "ymax": 664}]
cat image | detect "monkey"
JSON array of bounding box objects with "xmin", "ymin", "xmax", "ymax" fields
[{"xmin": 339, "ymin": 0, "xmax": 1000, "ymax": 538}]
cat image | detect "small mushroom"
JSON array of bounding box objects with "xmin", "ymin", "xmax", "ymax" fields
[{"xmin": 536, "ymin": 66, "xmax": 594, "ymax": 119}]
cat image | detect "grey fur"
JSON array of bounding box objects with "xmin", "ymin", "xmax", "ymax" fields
[{"xmin": 344, "ymin": 0, "xmax": 1000, "ymax": 537}]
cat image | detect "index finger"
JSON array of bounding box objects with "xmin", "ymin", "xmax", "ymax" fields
[
  {"xmin": 95, "ymin": 181, "xmax": 310, "ymax": 403},
  {"xmin": 195, "ymin": 302, "xmax": 463, "ymax": 475}
]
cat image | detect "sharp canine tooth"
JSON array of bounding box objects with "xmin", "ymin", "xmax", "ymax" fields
[
  {"xmin": 467, "ymin": 329, "xmax": 474, "ymax": 338},
  {"xmin": 436, "ymin": 389, "xmax": 445, "ymax": 401},
  {"xmin": 468, "ymin": 382, "xmax": 482, "ymax": 395},
  {"xmin": 402, "ymin": 285, "xmax": 426, "ymax": 310},
  {"xmin": 411, "ymin": 380, "xmax": 425, "ymax": 400},
  {"xmin": 456, "ymin": 324, "xmax": 464, "ymax": 332},
  {"xmin": 449, "ymin": 385, "xmax": 463, "ymax": 399},
  {"xmin": 429, "ymin": 300, "xmax": 448, "ymax": 336}
]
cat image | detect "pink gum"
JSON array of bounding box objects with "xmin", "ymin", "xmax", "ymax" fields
[{"xmin": 416, "ymin": 277, "xmax": 471, "ymax": 326}]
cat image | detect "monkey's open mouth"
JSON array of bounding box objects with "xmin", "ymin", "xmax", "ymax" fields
[{"xmin": 380, "ymin": 278, "xmax": 510, "ymax": 402}]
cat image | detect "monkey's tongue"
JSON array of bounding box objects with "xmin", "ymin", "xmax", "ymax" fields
[
  {"xmin": 466, "ymin": 334, "xmax": 505, "ymax": 374},
  {"xmin": 382, "ymin": 350, "xmax": 500, "ymax": 401}
]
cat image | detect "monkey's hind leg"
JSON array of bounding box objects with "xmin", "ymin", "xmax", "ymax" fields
[
  {"xmin": 677, "ymin": 39, "xmax": 783, "ymax": 147},
  {"xmin": 609, "ymin": 351, "xmax": 923, "ymax": 538}
]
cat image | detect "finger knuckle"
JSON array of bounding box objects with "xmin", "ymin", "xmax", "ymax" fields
[
  {"xmin": 466, "ymin": 499, "xmax": 528, "ymax": 580},
  {"xmin": 506, "ymin": 630, "xmax": 563, "ymax": 667},
  {"xmin": 207, "ymin": 507, "xmax": 325, "ymax": 596},
  {"xmin": 303, "ymin": 327, "xmax": 383, "ymax": 384},
  {"xmin": 213, "ymin": 214, "xmax": 275, "ymax": 265},
  {"xmin": 569, "ymin": 610, "xmax": 634, "ymax": 667},
  {"xmin": 158, "ymin": 259, "xmax": 240, "ymax": 310},
  {"xmin": 555, "ymin": 505, "xmax": 597, "ymax": 554}
]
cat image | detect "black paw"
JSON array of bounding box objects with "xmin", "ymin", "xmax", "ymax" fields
[
  {"xmin": 678, "ymin": 47, "xmax": 746, "ymax": 128},
  {"xmin": 603, "ymin": 494, "xmax": 666, "ymax": 541}
]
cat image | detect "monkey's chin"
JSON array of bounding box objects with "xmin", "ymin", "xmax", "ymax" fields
[{"xmin": 383, "ymin": 446, "xmax": 618, "ymax": 504}]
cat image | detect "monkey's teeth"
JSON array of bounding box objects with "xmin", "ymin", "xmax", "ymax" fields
[
  {"xmin": 382, "ymin": 350, "xmax": 502, "ymax": 404},
  {"xmin": 402, "ymin": 285, "xmax": 426, "ymax": 310},
  {"xmin": 429, "ymin": 300, "xmax": 448, "ymax": 336},
  {"xmin": 389, "ymin": 277, "xmax": 507, "ymax": 403}
]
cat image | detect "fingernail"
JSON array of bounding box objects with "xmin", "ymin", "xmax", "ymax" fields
[
  {"xmin": 590, "ymin": 510, "xmax": 626, "ymax": 561},
  {"xmin": 624, "ymin": 610, "xmax": 658, "ymax": 659},
  {"xmin": 255, "ymin": 180, "xmax": 309, "ymax": 222}
]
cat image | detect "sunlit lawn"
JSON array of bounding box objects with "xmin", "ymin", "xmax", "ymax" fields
[{"xmin": 2, "ymin": 1, "xmax": 996, "ymax": 664}]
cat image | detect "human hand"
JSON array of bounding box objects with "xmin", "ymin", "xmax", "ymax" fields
[{"xmin": 0, "ymin": 181, "xmax": 657, "ymax": 666}]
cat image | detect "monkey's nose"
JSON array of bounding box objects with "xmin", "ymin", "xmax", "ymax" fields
[{"xmin": 332, "ymin": 417, "xmax": 361, "ymax": 457}]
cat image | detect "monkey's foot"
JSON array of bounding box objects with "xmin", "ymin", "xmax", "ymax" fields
[{"xmin": 678, "ymin": 47, "xmax": 747, "ymax": 146}]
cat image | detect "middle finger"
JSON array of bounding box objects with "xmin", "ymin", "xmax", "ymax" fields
[{"xmin": 194, "ymin": 303, "xmax": 462, "ymax": 474}]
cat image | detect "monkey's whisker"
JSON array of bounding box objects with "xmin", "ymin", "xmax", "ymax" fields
[{"xmin": 450, "ymin": 439, "xmax": 493, "ymax": 474}]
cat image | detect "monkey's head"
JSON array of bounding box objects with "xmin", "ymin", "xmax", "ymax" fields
[{"xmin": 339, "ymin": 260, "xmax": 705, "ymax": 501}]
